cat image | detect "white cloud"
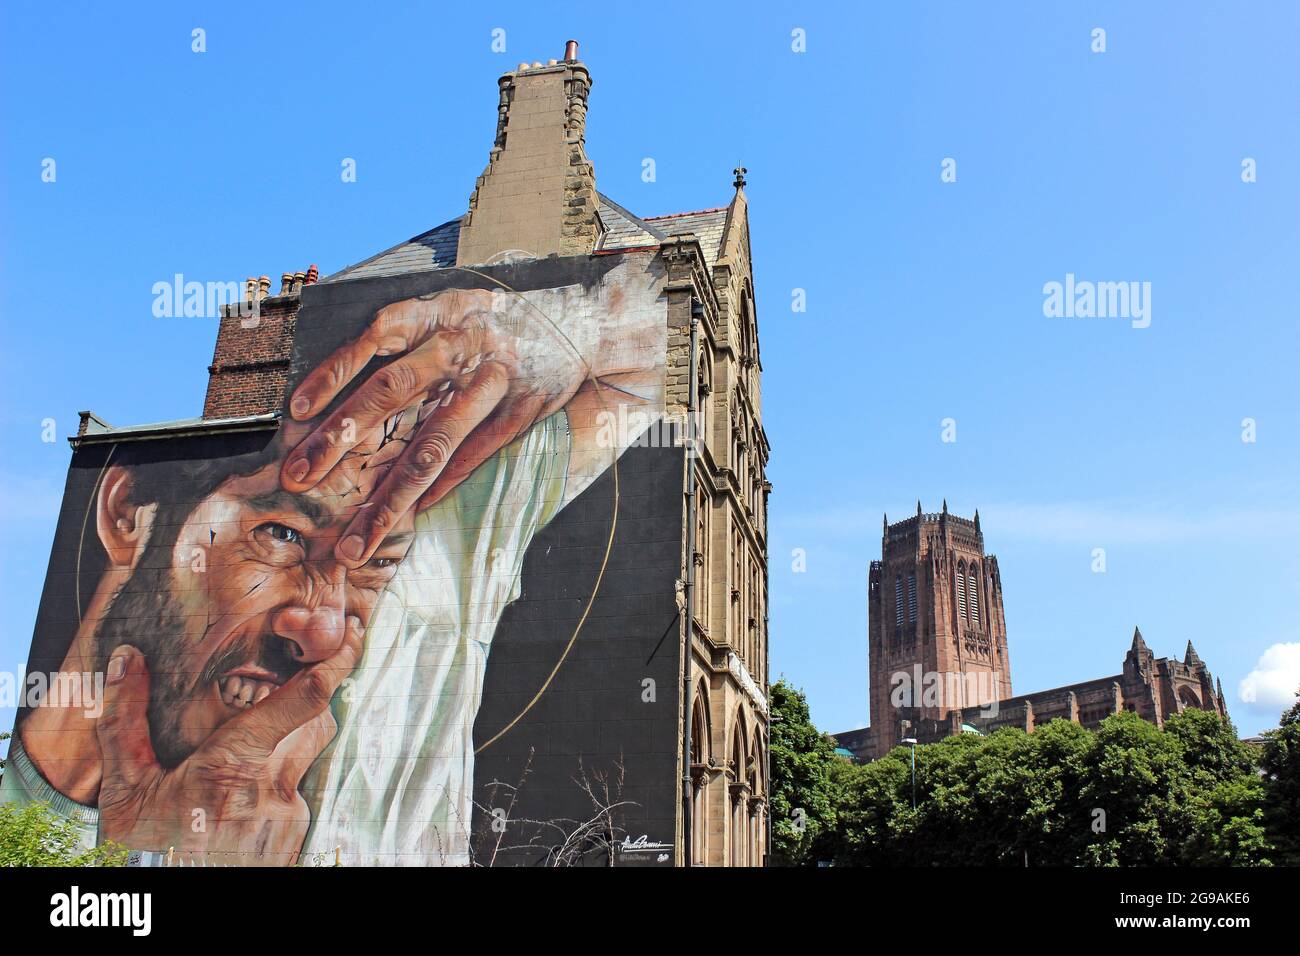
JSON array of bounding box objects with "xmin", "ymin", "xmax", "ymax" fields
[{"xmin": 1238, "ymin": 643, "xmax": 1300, "ymax": 710}]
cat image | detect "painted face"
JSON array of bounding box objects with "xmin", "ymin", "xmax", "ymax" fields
[{"xmin": 97, "ymin": 412, "xmax": 420, "ymax": 766}]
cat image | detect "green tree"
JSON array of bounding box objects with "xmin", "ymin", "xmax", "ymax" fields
[
  {"xmin": 768, "ymin": 679, "xmax": 840, "ymax": 866},
  {"xmin": 1162, "ymin": 709, "xmax": 1270, "ymax": 866},
  {"xmin": 1260, "ymin": 688, "xmax": 1300, "ymax": 865},
  {"xmin": 0, "ymin": 802, "xmax": 128, "ymax": 867},
  {"xmin": 821, "ymin": 710, "xmax": 1272, "ymax": 867}
]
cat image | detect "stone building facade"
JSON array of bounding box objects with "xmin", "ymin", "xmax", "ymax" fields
[
  {"xmin": 835, "ymin": 505, "xmax": 1227, "ymax": 761},
  {"xmin": 181, "ymin": 44, "xmax": 769, "ymax": 865}
]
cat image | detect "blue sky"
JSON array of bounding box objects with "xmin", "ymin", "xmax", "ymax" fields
[{"xmin": 2, "ymin": 1, "xmax": 1297, "ymax": 747}]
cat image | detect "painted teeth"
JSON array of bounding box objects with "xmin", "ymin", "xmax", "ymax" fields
[{"xmin": 220, "ymin": 675, "xmax": 276, "ymax": 709}]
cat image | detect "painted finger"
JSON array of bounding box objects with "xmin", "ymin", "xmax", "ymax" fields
[
  {"xmin": 273, "ymin": 709, "xmax": 338, "ymax": 794},
  {"xmin": 289, "ymin": 329, "xmax": 382, "ymax": 423},
  {"xmin": 209, "ymin": 616, "xmax": 363, "ymax": 760},
  {"xmin": 419, "ymin": 391, "xmax": 546, "ymax": 510},
  {"xmin": 280, "ymin": 331, "xmax": 472, "ymax": 493},
  {"xmin": 335, "ymin": 363, "xmax": 509, "ymax": 566},
  {"xmin": 288, "ymin": 289, "xmax": 496, "ymax": 422},
  {"xmin": 95, "ymin": 645, "xmax": 161, "ymax": 796}
]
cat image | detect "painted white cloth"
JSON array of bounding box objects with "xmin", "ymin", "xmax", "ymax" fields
[{"xmin": 302, "ymin": 412, "xmax": 570, "ymax": 866}]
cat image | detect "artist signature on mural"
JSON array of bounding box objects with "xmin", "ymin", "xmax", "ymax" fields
[{"xmin": 616, "ymin": 834, "xmax": 673, "ymax": 863}]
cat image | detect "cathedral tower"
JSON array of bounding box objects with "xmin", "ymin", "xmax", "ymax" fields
[{"xmin": 867, "ymin": 502, "xmax": 1012, "ymax": 759}]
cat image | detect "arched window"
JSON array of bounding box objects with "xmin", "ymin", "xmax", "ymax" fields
[
  {"xmin": 730, "ymin": 716, "xmax": 748, "ymax": 867},
  {"xmin": 967, "ymin": 564, "xmax": 980, "ymax": 627},
  {"xmin": 907, "ymin": 571, "xmax": 917, "ymax": 623},
  {"xmin": 894, "ymin": 578, "xmax": 905, "ymax": 627},
  {"xmin": 732, "ymin": 526, "xmax": 743, "ymax": 643},
  {"xmin": 695, "ymin": 490, "xmax": 709, "ymax": 630},
  {"xmin": 956, "ymin": 563, "xmax": 967, "ymax": 620},
  {"xmin": 696, "ymin": 347, "xmax": 712, "ymax": 449},
  {"xmin": 690, "ymin": 682, "xmax": 711, "ymax": 865}
]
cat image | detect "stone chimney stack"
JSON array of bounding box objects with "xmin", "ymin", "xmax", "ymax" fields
[{"xmin": 456, "ymin": 41, "xmax": 601, "ymax": 266}]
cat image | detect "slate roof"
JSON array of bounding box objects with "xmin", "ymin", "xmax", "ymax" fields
[
  {"xmin": 640, "ymin": 207, "xmax": 729, "ymax": 264},
  {"xmin": 322, "ymin": 194, "xmax": 730, "ymax": 284},
  {"xmin": 323, "ymin": 217, "xmax": 462, "ymax": 283}
]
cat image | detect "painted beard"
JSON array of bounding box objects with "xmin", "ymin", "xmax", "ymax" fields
[
  {"xmin": 94, "ymin": 563, "xmax": 195, "ymax": 768},
  {"xmin": 94, "ymin": 563, "xmax": 303, "ymax": 769}
]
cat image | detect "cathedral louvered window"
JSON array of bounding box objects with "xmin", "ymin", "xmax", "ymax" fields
[
  {"xmin": 967, "ymin": 567, "xmax": 980, "ymax": 626},
  {"xmin": 956, "ymin": 566, "xmax": 967, "ymax": 619},
  {"xmin": 894, "ymin": 578, "xmax": 905, "ymax": 627},
  {"xmin": 907, "ymin": 571, "xmax": 917, "ymax": 623}
]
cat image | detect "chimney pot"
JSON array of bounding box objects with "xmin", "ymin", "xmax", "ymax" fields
[{"xmin": 564, "ymin": 39, "xmax": 578, "ymax": 62}]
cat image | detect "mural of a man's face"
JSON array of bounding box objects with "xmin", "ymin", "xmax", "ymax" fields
[{"xmin": 94, "ymin": 417, "xmax": 418, "ymax": 767}]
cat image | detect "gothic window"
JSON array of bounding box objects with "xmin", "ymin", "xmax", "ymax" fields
[
  {"xmin": 956, "ymin": 563, "xmax": 967, "ymax": 620},
  {"xmin": 907, "ymin": 571, "xmax": 917, "ymax": 623},
  {"xmin": 967, "ymin": 565, "xmax": 980, "ymax": 627},
  {"xmin": 894, "ymin": 578, "xmax": 905, "ymax": 627},
  {"xmin": 695, "ymin": 490, "xmax": 709, "ymax": 630},
  {"xmin": 732, "ymin": 526, "xmax": 743, "ymax": 643},
  {"xmin": 690, "ymin": 686, "xmax": 710, "ymax": 865},
  {"xmin": 696, "ymin": 347, "xmax": 712, "ymax": 450}
]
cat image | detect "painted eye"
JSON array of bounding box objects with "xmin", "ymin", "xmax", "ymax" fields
[
  {"xmin": 368, "ymin": 556, "xmax": 399, "ymax": 569},
  {"xmin": 258, "ymin": 522, "xmax": 303, "ymax": 545}
]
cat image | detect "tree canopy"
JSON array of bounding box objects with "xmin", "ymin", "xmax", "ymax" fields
[{"xmin": 769, "ymin": 689, "xmax": 1295, "ymax": 867}]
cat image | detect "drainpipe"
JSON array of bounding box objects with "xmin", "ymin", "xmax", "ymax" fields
[
  {"xmin": 681, "ymin": 298, "xmax": 701, "ymax": 866},
  {"xmin": 764, "ymin": 606, "xmax": 772, "ymax": 865}
]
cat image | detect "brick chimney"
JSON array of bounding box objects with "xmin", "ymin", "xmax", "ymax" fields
[{"xmin": 456, "ymin": 41, "xmax": 601, "ymax": 266}]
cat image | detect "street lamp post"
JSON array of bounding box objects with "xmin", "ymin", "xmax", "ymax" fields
[{"xmin": 901, "ymin": 737, "xmax": 918, "ymax": 810}]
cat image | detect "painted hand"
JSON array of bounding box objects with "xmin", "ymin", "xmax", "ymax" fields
[
  {"xmin": 279, "ymin": 288, "xmax": 585, "ymax": 566},
  {"xmin": 95, "ymin": 620, "xmax": 361, "ymax": 865}
]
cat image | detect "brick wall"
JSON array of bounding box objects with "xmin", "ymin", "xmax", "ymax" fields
[{"xmin": 202, "ymin": 294, "xmax": 298, "ymax": 419}]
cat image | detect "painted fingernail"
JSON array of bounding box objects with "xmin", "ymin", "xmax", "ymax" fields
[
  {"xmin": 106, "ymin": 651, "xmax": 128, "ymax": 683},
  {"xmin": 291, "ymin": 396, "xmax": 311, "ymax": 417},
  {"xmin": 287, "ymin": 458, "xmax": 309, "ymax": 482},
  {"xmin": 338, "ymin": 535, "xmax": 365, "ymax": 562},
  {"xmin": 438, "ymin": 381, "xmax": 451, "ymax": 393},
  {"xmin": 441, "ymin": 390, "xmax": 455, "ymax": 407}
]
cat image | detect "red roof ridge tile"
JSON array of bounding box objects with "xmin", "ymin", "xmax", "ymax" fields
[{"xmin": 642, "ymin": 206, "xmax": 728, "ymax": 221}]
